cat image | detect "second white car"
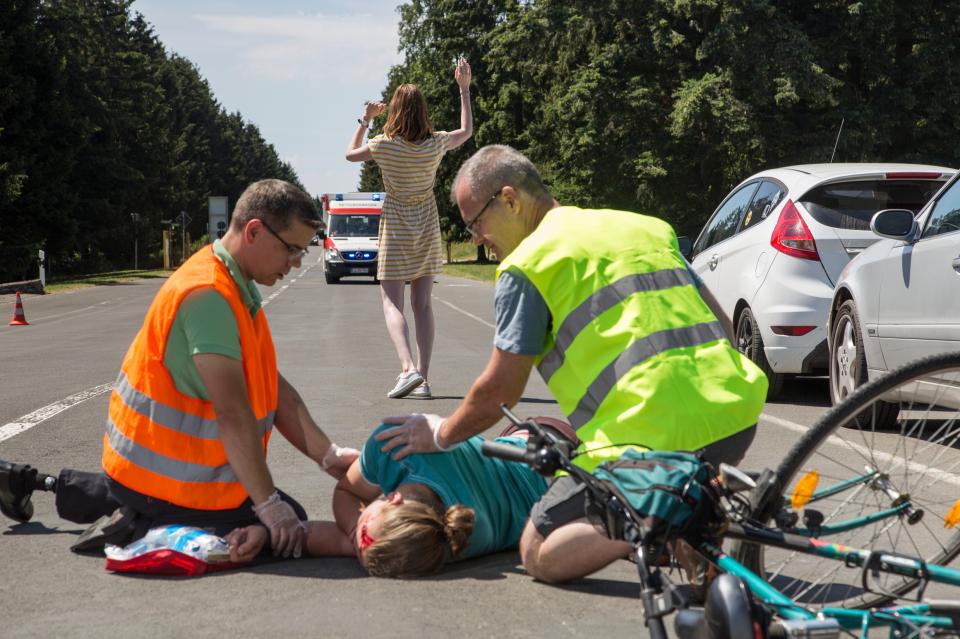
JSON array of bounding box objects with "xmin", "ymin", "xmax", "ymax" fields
[{"xmin": 686, "ymin": 163, "xmax": 952, "ymax": 398}]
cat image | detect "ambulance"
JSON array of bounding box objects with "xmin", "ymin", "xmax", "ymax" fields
[{"xmin": 321, "ymin": 192, "xmax": 384, "ymax": 284}]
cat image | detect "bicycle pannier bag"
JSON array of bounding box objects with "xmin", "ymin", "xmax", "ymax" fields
[{"xmin": 591, "ymin": 449, "xmax": 722, "ymax": 544}]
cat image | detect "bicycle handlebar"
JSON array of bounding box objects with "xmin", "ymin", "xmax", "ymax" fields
[{"xmin": 480, "ymin": 441, "xmax": 530, "ymax": 464}]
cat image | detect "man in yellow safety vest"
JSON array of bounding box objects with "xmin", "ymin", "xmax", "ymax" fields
[{"xmin": 375, "ymin": 145, "xmax": 767, "ymax": 583}]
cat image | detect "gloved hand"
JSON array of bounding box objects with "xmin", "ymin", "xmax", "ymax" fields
[
  {"xmin": 252, "ymin": 491, "xmax": 307, "ymax": 558},
  {"xmin": 319, "ymin": 442, "xmax": 360, "ymax": 479}
]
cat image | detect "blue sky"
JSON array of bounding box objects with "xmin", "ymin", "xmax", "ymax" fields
[{"xmin": 132, "ymin": 0, "xmax": 404, "ymax": 197}]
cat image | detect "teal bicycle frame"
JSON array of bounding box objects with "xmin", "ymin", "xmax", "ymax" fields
[
  {"xmin": 783, "ymin": 467, "xmax": 925, "ymax": 538},
  {"xmin": 699, "ymin": 523, "xmax": 960, "ymax": 636}
]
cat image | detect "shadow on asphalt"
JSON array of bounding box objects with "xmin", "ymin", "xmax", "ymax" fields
[
  {"xmin": 765, "ymin": 375, "xmax": 830, "ymax": 408},
  {"xmin": 2, "ymin": 521, "xmax": 82, "ymax": 537}
]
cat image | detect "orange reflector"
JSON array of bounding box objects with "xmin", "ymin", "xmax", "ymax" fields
[
  {"xmin": 791, "ymin": 471, "xmax": 819, "ymax": 510},
  {"xmin": 945, "ymin": 499, "xmax": 960, "ymax": 529}
]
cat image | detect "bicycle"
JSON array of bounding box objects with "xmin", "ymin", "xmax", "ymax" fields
[
  {"xmin": 481, "ymin": 350, "xmax": 960, "ymax": 638},
  {"xmin": 740, "ymin": 351, "xmax": 960, "ymax": 610}
]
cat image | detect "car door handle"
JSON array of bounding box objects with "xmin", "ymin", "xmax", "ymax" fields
[
  {"xmin": 709, "ymin": 254, "xmax": 719, "ymax": 270},
  {"xmin": 953, "ymin": 256, "xmax": 960, "ymax": 273}
]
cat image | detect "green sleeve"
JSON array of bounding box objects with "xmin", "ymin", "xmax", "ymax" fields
[
  {"xmin": 180, "ymin": 290, "xmax": 241, "ymax": 359},
  {"xmin": 163, "ymin": 288, "xmax": 241, "ymax": 399}
]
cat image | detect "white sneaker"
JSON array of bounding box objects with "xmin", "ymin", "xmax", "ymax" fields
[
  {"xmin": 387, "ymin": 370, "xmax": 424, "ymax": 398},
  {"xmin": 407, "ymin": 382, "xmax": 432, "ymax": 399}
]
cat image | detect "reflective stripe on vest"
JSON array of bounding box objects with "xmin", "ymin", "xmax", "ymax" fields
[
  {"xmin": 105, "ymin": 417, "xmax": 240, "ymax": 484},
  {"xmin": 113, "ymin": 371, "xmax": 274, "ymax": 441},
  {"xmin": 538, "ymin": 268, "xmax": 695, "ymax": 383},
  {"xmin": 567, "ymin": 320, "xmax": 725, "ymax": 428},
  {"xmin": 497, "ymin": 207, "xmax": 767, "ymax": 470}
]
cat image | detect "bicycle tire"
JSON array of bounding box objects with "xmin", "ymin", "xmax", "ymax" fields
[{"xmin": 739, "ymin": 350, "xmax": 960, "ymax": 609}]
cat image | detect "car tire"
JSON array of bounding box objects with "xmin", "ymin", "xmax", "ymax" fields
[
  {"xmin": 324, "ymin": 272, "xmax": 340, "ymax": 285},
  {"xmin": 829, "ymin": 299, "xmax": 899, "ymax": 428},
  {"xmin": 736, "ymin": 307, "xmax": 785, "ymax": 399}
]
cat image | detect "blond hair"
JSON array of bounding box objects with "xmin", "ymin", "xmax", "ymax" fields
[
  {"xmin": 383, "ymin": 84, "xmax": 434, "ymax": 144},
  {"xmin": 361, "ymin": 500, "xmax": 475, "ymax": 578}
]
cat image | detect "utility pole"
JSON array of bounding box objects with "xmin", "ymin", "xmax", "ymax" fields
[
  {"xmin": 130, "ymin": 212, "xmax": 140, "ymax": 270},
  {"xmin": 176, "ymin": 210, "xmax": 192, "ymax": 264},
  {"xmin": 180, "ymin": 211, "xmax": 187, "ymax": 264}
]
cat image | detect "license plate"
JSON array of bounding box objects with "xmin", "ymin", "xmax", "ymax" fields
[{"xmin": 349, "ymin": 268, "xmax": 369, "ymax": 274}]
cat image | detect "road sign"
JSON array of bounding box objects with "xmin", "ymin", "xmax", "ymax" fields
[
  {"xmin": 177, "ymin": 211, "xmax": 192, "ymax": 227},
  {"xmin": 209, "ymin": 196, "xmax": 229, "ymax": 241}
]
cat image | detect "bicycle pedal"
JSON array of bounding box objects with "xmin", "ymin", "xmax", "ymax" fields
[{"xmin": 802, "ymin": 509, "xmax": 825, "ymax": 529}]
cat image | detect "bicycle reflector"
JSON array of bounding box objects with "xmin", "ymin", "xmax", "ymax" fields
[
  {"xmin": 791, "ymin": 471, "xmax": 819, "ymax": 510},
  {"xmin": 945, "ymin": 499, "xmax": 960, "ymax": 529}
]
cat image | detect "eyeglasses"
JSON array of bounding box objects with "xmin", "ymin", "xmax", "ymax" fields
[
  {"xmin": 464, "ymin": 188, "xmax": 502, "ymax": 236},
  {"xmin": 260, "ymin": 219, "xmax": 309, "ymax": 260}
]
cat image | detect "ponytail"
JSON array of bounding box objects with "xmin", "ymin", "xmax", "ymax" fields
[{"xmin": 443, "ymin": 504, "xmax": 475, "ymax": 558}]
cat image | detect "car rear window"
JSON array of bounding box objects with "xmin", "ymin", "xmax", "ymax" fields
[{"xmin": 798, "ymin": 179, "xmax": 946, "ymax": 230}]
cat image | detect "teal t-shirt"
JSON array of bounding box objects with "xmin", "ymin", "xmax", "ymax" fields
[
  {"xmin": 163, "ymin": 240, "xmax": 263, "ymax": 398},
  {"xmin": 360, "ymin": 423, "xmax": 548, "ymax": 560}
]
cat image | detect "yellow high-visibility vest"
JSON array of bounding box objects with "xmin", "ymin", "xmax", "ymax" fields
[{"xmin": 497, "ymin": 207, "xmax": 767, "ymax": 471}]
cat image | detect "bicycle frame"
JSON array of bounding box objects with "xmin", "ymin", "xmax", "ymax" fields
[
  {"xmin": 700, "ymin": 529, "xmax": 960, "ymax": 636},
  {"xmin": 782, "ymin": 467, "xmax": 924, "ymax": 538},
  {"xmin": 480, "ymin": 406, "xmax": 960, "ymax": 638}
]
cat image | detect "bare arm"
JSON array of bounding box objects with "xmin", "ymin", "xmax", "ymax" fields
[
  {"xmin": 376, "ymin": 348, "xmax": 534, "ymax": 459},
  {"xmin": 304, "ymin": 521, "xmax": 355, "ymax": 557},
  {"xmin": 194, "ymin": 353, "xmax": 275, "ymax": 505},
  {"xmin": 346, "ymin": 101, "xmax": 385, "ymax": 162},
  {"xmin": 445, "ymin": 57, "xmax": 473, "ymax": 150},
  {"xmin": 333, "ymin": 460, "xmax": 381, "ymax": 541}
]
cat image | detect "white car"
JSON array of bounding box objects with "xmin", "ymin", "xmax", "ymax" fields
[
  {"xmin": 828, "ymin": 170, "xmax": 960, "ymax": 424},
  {"xmin": 687, "ymin": 163, "xmax": 952, "ymax": 398}
]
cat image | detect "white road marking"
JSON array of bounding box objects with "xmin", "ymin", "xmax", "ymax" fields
[
  {"xmin": 761, "ymin": 412, "xmax": 960, "ymax": 487},
  {"xmin": 1, "ymin": 265, "xmax": 327, "ymax": 440},
  {"xmin": 432, "ymin": 295, "xmax": 495, "ymax": 329},
  {"xmin": 262, "ymin": 262, "xmax": 315, "ymax": 307},
  {"xmin": 0, "ymin": 383, "xmax": 114, "ymax": 442}
]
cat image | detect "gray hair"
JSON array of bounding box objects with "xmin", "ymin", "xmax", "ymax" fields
[
  {"xmin": 231, "ymin": 179, "xmax": 320, "ymax": 231},
  {"xmin": 451, "ymin": 145, "xmax": 551, "ymax": 205}
]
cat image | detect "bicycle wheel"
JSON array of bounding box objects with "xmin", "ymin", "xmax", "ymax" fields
[{"xmin": 739, "ymin": 351, "xmax": 960, "ymax": 609}]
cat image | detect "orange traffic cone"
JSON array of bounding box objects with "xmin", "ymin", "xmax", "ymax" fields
[{"xmin": 9, "ymin": 291, "xmax": 29, "ymax": 325}]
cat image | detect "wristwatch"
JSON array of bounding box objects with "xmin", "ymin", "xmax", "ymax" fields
[{"xmin": 357, "ymin": 118, "xmax": 370, "ymax": 127}]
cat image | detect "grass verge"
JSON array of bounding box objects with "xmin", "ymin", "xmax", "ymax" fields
[
  {"xmin": 45, "ymin": 269, "xmax": 170, "ymax": 294},
  {"xmin": 442, "ymin": 262, "xmax": 498, "ymax": 282}
]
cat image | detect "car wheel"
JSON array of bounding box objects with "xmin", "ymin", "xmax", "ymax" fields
[
  {"xmin": 736, "ymin": 307, "xmax": 785, "ymax": 399},
  {"xmin": 829, "ymin": 299, "xmax": 899, "ymax": 428},
  {"xmin": 325, "ymin": 272, "xmax": 340, "ymax": 285}
]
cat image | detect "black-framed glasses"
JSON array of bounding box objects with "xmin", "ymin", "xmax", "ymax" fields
[
  {"xmin": 464, "ymin": 188, "xmax": 502, "ymax": 236},
  {"xmin": 260, "ymin": 219, "xmax": 309, "ymax": 260}
]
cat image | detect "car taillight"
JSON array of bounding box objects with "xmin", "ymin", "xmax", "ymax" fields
[
  {"xmin": 771, "ymin": 199, "xmax": 819, "ymax": 261},
  {"xmin": 771, "ymin": 325, "xmax": 816, "ymax": 336},
  {"xmin": 885, "ymin": 171, "xmax": 942, "ymax": 179}
]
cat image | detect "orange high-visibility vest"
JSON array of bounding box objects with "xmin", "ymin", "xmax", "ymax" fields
[{"xmin": 101, "ymin": 246, "xmax": 278, "ymax": 510}]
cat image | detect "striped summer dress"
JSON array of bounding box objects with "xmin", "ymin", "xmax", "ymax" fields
[{"xmin": 368, "ymin": 131, "xmax": 450, "ymax": 281}]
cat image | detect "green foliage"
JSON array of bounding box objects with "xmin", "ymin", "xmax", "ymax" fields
[
  {"xmin": 384, "ymin": 0, "xmax": 960, "ymax": 239},
  {"xmin": 0, "ymin": 0, "xmax": 303, "ymax": 280}
]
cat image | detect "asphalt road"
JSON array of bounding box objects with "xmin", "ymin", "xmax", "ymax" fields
[{"xmin": 0, "ymin": 259, "xmax": 861, "ymax": 638}]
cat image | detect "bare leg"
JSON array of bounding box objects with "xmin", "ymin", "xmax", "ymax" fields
[
  {"xmin": 409, "ymin": 276, "xmax": 435, "ymax": 381},
  {"xmin": 380, "ymin": 280, "xmax": 416, "ymax": 372},
  {"xmin": 519, "ymin": 518, "xmax": 632, "ymax": 583}
]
